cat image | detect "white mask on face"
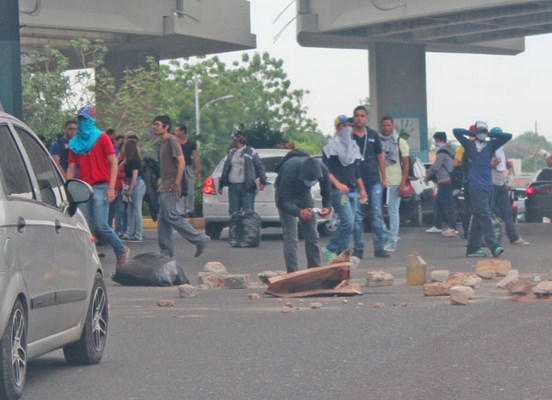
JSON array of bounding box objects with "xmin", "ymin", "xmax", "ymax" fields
[
  {"xmin": 434, "ymin": 141, "xmax": 443, "ymax": 149},
  {"xmin": 303, "ymin": 179, "xmax": 318, "ymax": 187},
  {"xmin": 476, "ymin": 133, "xmax": 487, "ymax": 142}
]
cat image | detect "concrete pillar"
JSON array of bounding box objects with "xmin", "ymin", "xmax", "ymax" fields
[
  {"xmin": 0, "ymin": 0, "xmax": 23, "ymax": 118},
  {"xmin": 369, "ymin": 43, "xmax": 428, "ymax": 160}
]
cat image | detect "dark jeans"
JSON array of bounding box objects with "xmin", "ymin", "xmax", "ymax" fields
[
  {"xmin": 467, "ymin": 184, "xmax": 500, "ymax": 254},
  {"xmin": 228, "ymin": 183, "xmax": 255, "ymax": 216},
  {"xmin": 278, "ymin": 209, "xmax": 321, "ymax": 273},
  {"xmin": 493, "ymin": 184, "xmax": 519, "ymax": 243},
  {"xmin": 433, "ymin": 182, "xmax": 456, "ymax": 230}
]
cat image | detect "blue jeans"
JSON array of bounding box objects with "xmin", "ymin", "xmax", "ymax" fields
[
  {"xmin": 326, "ymin": 188, "xmax": 358, "ymax": 254},
  {"xmin": 467, "ymin": 184, "xmax": 500, "ymax": 254},
  {"xmin": 228, "ymin": 183, "xmax": 255, "ymax": 216},
  {"xmin": 493, "ymin": 184, "xmax": 519, "ymax": 243},
  {"xmin": 125, "ymin": 178, "xmax": 146, "ymax": 240},
  {"xmin": 354, "ymin": 182, "xmax": 385, "ymax": 252},
  {"xmin": 79, "ymin": 183, "xmax": 126, "ymax": 256},
  {"xmin": 157, "ymin": 192, "xmax": 208, "ymax": 257},
  {"xmin": 279, "ymin": 209, "xmax": 321, "ymax": 273},
  {"xmin": 383, "ymin": 185, "xmax": 401, "ymax": 249}
]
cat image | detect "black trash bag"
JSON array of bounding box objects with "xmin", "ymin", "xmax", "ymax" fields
[
  {"xmin": 111, "ymin": 252, "xmax": 190, "ymax": 287},
  {"xmin": 228, "ymin": 210, "xmax": 262, "ymax": 248}
]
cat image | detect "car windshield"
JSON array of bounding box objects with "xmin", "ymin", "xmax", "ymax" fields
[
  {"xmin": 261, "ymin": 156, "xmax": 285, "ymax": 173},
  {"xmin": 535, "ymin": 169, "xmax": 552, "ymax": 181}
]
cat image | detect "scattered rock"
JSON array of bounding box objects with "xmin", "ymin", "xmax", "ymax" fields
[
  {"xmin": 475, "ymin": 259, "xmax": 512, "ymax": 279},
  {"xmin": 506, "ymin": 278, "xmax": 535, "ymax": 296},
  {"xmin": 430, "ymin": 269, "xmax": 450, "ymax": 282},
  {"xmin": 197, "ymin": 272, "xmax": 225, "ymax": 288},
  {"xmin": 446, "ymin": 272, "xmax": 482, "ymax": 288},
  {"xmin": 285, "ymin": 302, "xmax": 293, "ymax": 307},
  {"xmin": 196, "ymin": 283, "xmax": 211, "ymax": 290},
  {"xmin": 248, "ymin": 293, "xmax": 260, "ymax": 300},
  {"xmin": 310, "ymin": 302, "xmax": 323, "ymax": 309},
  {"xmin": 223, "ymin": 274, "xmax": 250, "ymax": 289},
  {"xmin": 350, "ymin": 256, "xmax": 360, "ymax": 269},
  {"xmin": 450, "ymin": 286, "xmax": 474, "ymax": 305},
  {"xmin": 178, "ymin": 284, "xmax": 198, "ymax": 298},
  {"xmin": 366, "ymin": 270, "xmax": 394, "ymax": 287},
  {"xmin": 423, "ymin": 282, "xmax": 451, "ymax": 296},
  {"xmin": 281, "ymin": 306, "xmax": 293, "ymax": 313},
  {"xmin": 203, "ymin": 261, "xmax": 228, "ymax": 274},
  {"xmin": 357, "ymin": 302, "xmax": 364, "ymax": 306},
  {"xmin": 497, "ymin": 270, "xmax": 519, "ymax": 289},
  {"xmin": 342, "ymin": 299, "xmax": 349, "ymax": 304},
  {"xmin": 533, "ymin": 281, "xmax": 552, "ymax": 298},
  {"xmin": 373, "ymin": 303, "xmax": 385, "ymax": 308},
  {"xmin": 157, "ymin": 300, "xmax": 175, "ymax": 307},
  {"xmin": 258, "ymin": 270, "xmax": 286, "ymax": 284}
]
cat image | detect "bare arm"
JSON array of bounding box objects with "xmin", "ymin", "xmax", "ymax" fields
[
  {"xmin": 377, "ymin": 153, "xmax": 387, "ymax": 187},
  {"xmin": 66, "ymin": 162, "xmax": 76, "ymax": 180},
  {"xmin": 399, "ymin": 155, "xmax": 409, "ymax": 195},
  {"xmin": 106, "ymin": 153, "xmax": 118, "ymax": 202},
  {"xmin": 173, "ymin": 155, "xmax": 185, "ymax": 197}
]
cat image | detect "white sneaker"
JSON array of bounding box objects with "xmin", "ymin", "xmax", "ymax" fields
[
  {"xmin": 426, "ymin": 226, "xmax": 442, "ymax": 233},
  {"xmin": 441, "ymin": 228, "xmax": 457, "ymax": 237},
  {"xmin": 512, "ymin": 238, "xmax": 530, "ymax": 246},
  {"xmin": 384, "ymin": 244, "xmax": 396, "ymax": 252}
]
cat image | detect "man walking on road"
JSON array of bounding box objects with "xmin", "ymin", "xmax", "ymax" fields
[
  {"xmin": 153, "ymin": 115, "xmax": 210, "ymax": 258},
  {"xmin": 175, "ymin": 123, "xmax": 201, "ymax": 218},
  {"xmin": 66, "ymin": 106, "xmax": 129, "ymax": 269},
  {"xmin": 351, "ymin": 106, "xmax": 389, "ymax": 258}
]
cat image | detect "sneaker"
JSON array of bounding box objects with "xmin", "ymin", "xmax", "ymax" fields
[
  {"xmin": 374, "ymin": 249, "xmax": 390, "ymax": 258},
  {"xmin": 512, "ymin": 238, "xmax": 530, "ymax": 246},
  {"xmin": 493, "ymin": 246, "xmax": 505, "ymax": 257},
  {"xmin": 426, "ymin": 226, "xmax": 442, "ymax": 233},
  {"xmin": 466, "ymin": 250, "xmax": 486, "ymax": 258},
  {"xmin": 352, "ymin": 248, "xmax": 364, "ymax": 259},
  {"xmin": 441, "ymin": 228, "xmax": 457, "ymax": 238},
  {"xmin": 383, "ymin": 244, "xmax": 396, "ymax": 252},
  {"xmin": 127, "ymin": 237, "xmax": 142, "ymax": 243},
  {"xmin": 195, "ymin": 236, "xmax": 211, "ymax": 257},
  {"xmin": 322, "ymin": 246, "xmax": 337, "ymax": 261},
  {"xmin": 115, "ymin": 246, "xmax": 130, "ymax": 269}
]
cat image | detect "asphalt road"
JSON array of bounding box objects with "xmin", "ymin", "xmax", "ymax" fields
[{"xmin": 23, "ymin": 223, "xmax": 552, "ymax": 400}]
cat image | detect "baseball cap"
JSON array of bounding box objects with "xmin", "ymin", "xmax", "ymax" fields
[
  {"xmin": 474, "ymin": 120, "xmax": 488, "ymax": 133},
  {"xmin": 334, "ymin": 115, "xmax": 351, "ymax": 127},
  {"xmin": 77, "ymin": 106, "xmax": 95, "ymax": 120},
  {"xmin": 231, "ymin": 130, "xmax": 246, "ymax": 140}
]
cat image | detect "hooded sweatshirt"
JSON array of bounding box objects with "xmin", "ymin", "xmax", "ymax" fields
[{"xmin": 428, "ymin": 143, "xmax": 455, "ymax": 183}]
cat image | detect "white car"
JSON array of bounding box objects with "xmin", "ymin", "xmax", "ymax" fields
[
  {"xmin": 202, "ymin": 149, "xmax": 335, "ymax": 239},
  {"xmin": 0, "ymin": 109, "xmax": 108, "ymax": 399}
]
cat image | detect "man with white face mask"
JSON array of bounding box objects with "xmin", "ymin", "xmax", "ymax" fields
[
  {"xmin": 275, "ymin": 155, "xmax": 332, "ymax": 273},
  {"xmin": 425, "ymin": 131, "xmax": 457, "ymax": 236},
  {"xmin": 453, "ymin": 121, "xmax": 512, "ymax": 258}
]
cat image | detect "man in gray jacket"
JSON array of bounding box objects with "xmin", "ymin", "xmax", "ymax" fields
[
  {"xmin": 425, "ymin": 131, "xmax": 457, "ymax": 237},
  {"xmin": 276, "ymin": 155, "xmax": 332, "ymax": 273}
]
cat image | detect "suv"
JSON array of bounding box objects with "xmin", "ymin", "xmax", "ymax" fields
[
  {"xmin": 525, "ymin": 168, "xmax": 552, "ymax": 223},
  {"xmin": 0, "ymin": 110, "xmax": 108, "ymax": 399},
  {"xmin": 202, "ymin": 149, "xmax": 333, "ymax": 239}
]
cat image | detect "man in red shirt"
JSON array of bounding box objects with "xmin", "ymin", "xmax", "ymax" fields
[{"xmin": 66, "ymin": 106, "xmax": 129, "ymax": 269}]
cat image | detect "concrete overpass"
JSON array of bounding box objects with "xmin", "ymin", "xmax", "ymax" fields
[{"xmin": 297, "ymin": 0, "xmax": 552, "ymax": 158}]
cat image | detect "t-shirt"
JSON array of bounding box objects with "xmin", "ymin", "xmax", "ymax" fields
[
  {"xmin": 159, "ymin": 135, "xmax": 184, "ymax": 192},
  {"xmin": 124, "ymin": 159, "xmax": 143, "ymax": 180},
  {"xmin": 68, "ymin": 133, "xmax": 115, "ymax": 186},
  {"xmin": 353, "ymin": 128, "xmax": 382, "ymax": 186},
  {"xmin": 386, "ymin": 138, "xmax": 410, "ymax": 186},
  {"xmin": 181, "ymin": 139, "xmax": 197, "ymax": 166}
]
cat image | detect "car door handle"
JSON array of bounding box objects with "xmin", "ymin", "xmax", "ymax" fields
[
  {"xmin": 17, "ymin": 217, "xmax": 26, "ymax": 233},
  {"xmin": 55, "ymin": 219, "xmax": 62, "ymax": 234}
]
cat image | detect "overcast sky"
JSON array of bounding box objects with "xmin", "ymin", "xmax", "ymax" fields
[{"xmin": 214, "ymin": 1, "xmax": 552, "ymax": 139}]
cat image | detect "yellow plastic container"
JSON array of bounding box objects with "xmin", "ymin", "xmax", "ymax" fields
[{"xmin": 406, "ymin": 252, "xmax": 427, "ymax": 285}]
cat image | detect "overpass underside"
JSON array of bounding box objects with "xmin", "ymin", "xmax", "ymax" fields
[{"xmin": 297, "ymin": 0, "xmax": 552, "ymax": 158}]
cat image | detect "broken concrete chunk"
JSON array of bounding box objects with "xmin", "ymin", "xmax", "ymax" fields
[
  {"xmin": 533, "ymin": 281, "xmax": 552, "ymax": 296},
  {"xmin": 497, "ymin": 270, "xmax": 519, "ymax": 289},
  {"xmin": 258, "ymin": 270, "xmax": 286, "ymax": 285},
  {"xmin": 506, "ymin": 278, "xmax": 535, "ymax": 296},
  {"xmin": 430, "ymin": 270, "xmax": 450, "ymax": 282},
  {"xmin": 178, "ymin": 284, "xmax": 198, "ymax": 298},
  {"xmin": 475, "ymin": 259, "xmax": 512, "ymax": 279},
  {"xmin": 445, "ymin": 273, "xmax": 482, "ymax": 288},
  {"xmin": 203, "ymin": 261, "xmax": 228, "ymax": 274},
  {"xmin": 281, "ymin": 306, "xmax": 293, "ymax": 313},
  {"xmin": 310, "ymin": 302, "xmax": 323, "ymax": 309},
  {"xmin": 223, "ymin": 274, "xmax": 250, "ymax": 289},
  {"xmin": 366, "ymin": 270, "xmax": 394, "ymax": 287},
  {"xmin": 197, "ymin": 272, "xmax": 225, "ymax": 288},
  {"xmin": 450, "ymin": 286, "xmax": 474, "ymax": 305},
  {"xmin": 423, "ymin": 282, "xmax": 451, "ymax": 296},
  {"xmin": 157, "ymin": 300, "xmax": 175, "ymax": 307},
  {"xmin": 373, "ymin": 303, "xmax": 385, "ymax": 308},
  {"xmin": 248, "ymin": 293, "xmax": 260, "ymax": 300}
]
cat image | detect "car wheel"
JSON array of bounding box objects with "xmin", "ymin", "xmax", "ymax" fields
[
  {"xmin": 318, "ymin": 211, "xmax": 339, "ymax": 237},
  {"xmin": 0, "ymin": 299, "xmax": 27, "ymax": 400},
  {"xmin": 64, "ymin": 273, "xmax": 108, "ymax": 365},
  {"xmin": 205, "ymin": 222, "xmax": 223, "ymax": 240}
]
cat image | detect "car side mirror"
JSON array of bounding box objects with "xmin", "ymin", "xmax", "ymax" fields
[{"xmin": 65, "ymin": 179, "xmax": 93, "ymax": 216}]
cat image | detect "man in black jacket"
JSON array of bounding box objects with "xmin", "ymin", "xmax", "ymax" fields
[
  {"xmin": 276, "ymin": 155, "xmax": 332, "ymax": 273},
  {"xmin": 218, "ymin": 131, "xmax": 267, "ymax": 215}
]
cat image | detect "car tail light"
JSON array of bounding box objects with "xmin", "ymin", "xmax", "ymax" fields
[
  {"xmin": 526, "ymin": 186, "xmax": 536, "ymax": 195},
  {"xmin": 203, "ymin": 176, "xmax": 216, "ymax": 195},
  {"xmin": 403, "ymin": 180, "xmax": 414, "ymax": 195}
]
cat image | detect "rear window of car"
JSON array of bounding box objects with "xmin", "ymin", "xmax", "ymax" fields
[
  {"xmin": 536, "ymin": 169, "xmax": 552, "ymax": 181},
  {"xmin": 261, "ymin": 156, "xmax": 284, "ymax": 173}
]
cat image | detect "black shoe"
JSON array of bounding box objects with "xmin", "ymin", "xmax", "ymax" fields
[
  {"xmin": 195, "ymin": 236, "xmax": 210, "ymax": 257},
  {"xmin": 352, "ymin": 248, "xmax": 364, "ymax": 259},
  {"xmin": 374, "ymin": 249, "xmax": 390, "ymax": 258}
]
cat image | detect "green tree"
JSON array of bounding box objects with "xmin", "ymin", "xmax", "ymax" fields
[{"xmin": 505, "ymin": 131, "xmax": 552, "ymax": 172}]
